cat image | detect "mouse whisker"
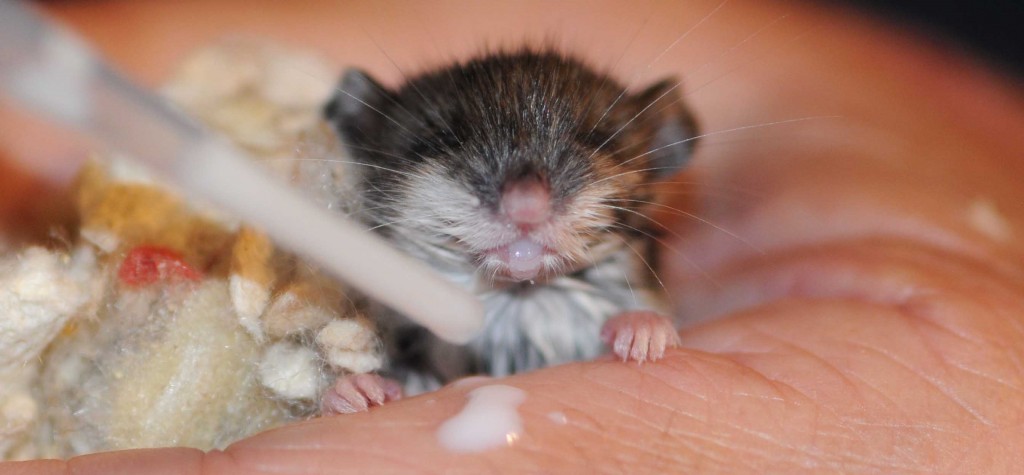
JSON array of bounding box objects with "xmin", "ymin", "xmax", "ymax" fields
[
  {"xmin": 588, "ymin": 165, "xmax": 683, "ymax": 187},
  {"xmin": 685, "ymin": 23, "xmax": 818, "ymax": 99},
  {"xmin": 588, "ymin": 79, "xmax": 682, "ymax": 163},
  {"xmin": 607, "ymin": 219, "xmax": 719, "ymax": 291},
  {"xmin": 609, "ymin": 232, "xmax": 673, "ymax": 305},
  {"xmin": 590, "ymin": 10, "xmax": 795, "ymax": 172},
  {"xmin": 597, "ymin": 9, "xmax": 800, "ymax": 169},
  {"xmin": 572, "ymin": 225, "xmax": 640, "ymax": 307},
  {"xmin": 342, "ymin": 143, "xmax": 427, "ymax": 165},
  {"xmin": 329, "ymin": 84, "xmax": 420, "ymax": 142},
  {"xmin": 643, "ymin": 188, "xmax": 753, "ymax": 206},
  {"xmin": 676, "ymin": 12, "xmax": 791, "ymax": 90},
  {"xmin": 635, "ymin": 181, "xmax": 765, "ymax": 201},
  {"xmin": 612, "ymin": 115, "xmax": 842, "ymax": 172},
  {"xmin": 365, "ymin": 213, "xmax": 449, "ymax": 232},
  {"xmin": 259, "ymin": 157, "xmax": 420, "ymax": 178},
  {"xmin": 362, "ymin": 32, "xmax": 465, "ymax": 149},
  {"xmin": 596, "ymin": 201, "xmax": 698, "ymax": 256},
  {"xmin": 584, "ymin": 0, "xmax": 730, "ymax": 145},
  {"xmin": 608, "ymin": 198, "xmax": 763, "ymax": 254},
  {"xmin": 576, "ymin": 9, "xmax": 651, "ymax": 144}
]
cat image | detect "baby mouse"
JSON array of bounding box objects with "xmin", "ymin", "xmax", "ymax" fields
[{"xmin": 320, "ymin": 47, "xmax": 698, "ymax": 414}]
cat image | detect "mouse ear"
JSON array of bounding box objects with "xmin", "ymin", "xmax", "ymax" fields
[
  {"xmin": 323, "ymin": 69, "xmax": 393, "ymax": 146},
  {"xmin": 632, "ymin": 78, "xmax": 700, "ymax": 180}
]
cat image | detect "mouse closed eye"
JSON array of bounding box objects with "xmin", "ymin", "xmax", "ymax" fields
[{"xmin": 321, "ymin": 47, "xmax": 700, "ymax": 407}]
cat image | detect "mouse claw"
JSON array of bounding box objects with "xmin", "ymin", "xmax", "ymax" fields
[
  {"xmin": 321, "ymin": 373, "xmax": 403, "ymax": 415},
  {"xmin": 601, "ymin": 311, "xmax": 681, "ymax": 364}
]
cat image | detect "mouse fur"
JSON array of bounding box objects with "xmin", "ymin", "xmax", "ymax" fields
[{"xmin": 324, "ymin": 47, "xmax": 699, "ymax": 391}]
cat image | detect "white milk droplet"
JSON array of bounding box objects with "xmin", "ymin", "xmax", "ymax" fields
[
  {"xmin": 967, "ymin": 198, "xmax": 1013, "ymax": 242},
  {"xmin": 547, "ymin": 411, "xmax": 568, "ymax": 425},
  {"xmin": 506, "ymin": 238, "xmax": 544, "ymax": 280},
  {"xmin": 437, "ymin": 384, "xmax": 527, "ymax": 453}
]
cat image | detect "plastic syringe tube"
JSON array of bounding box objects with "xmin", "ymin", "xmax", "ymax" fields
[{"xmin": 0, "ymin": 1, "xmax": 484, "ymax": 344}]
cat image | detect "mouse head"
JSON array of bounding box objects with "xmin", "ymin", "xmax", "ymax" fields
[{"xmin": 325, "ymin": 50, "xmax": 698, "ymax": 283}]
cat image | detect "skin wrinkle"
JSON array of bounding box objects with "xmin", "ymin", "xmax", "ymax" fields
[
  {"xmin": 632, "ymin": 362, "xmax": 715, "ymax": 419},
  {"xmin": 551, "ymin": 429, "xmax": 596, "ymax": 474},
  {"xmin": 714, "ymin": 377, "xmax": 859, "ymax": 466},
  {"xmin": 946, "ymin": 356, "xmax": 1024, "ymax": 395},
  {"xmin": 769, "ymin": 250, "xmax": 928, "ymax": 311},
  {"xmin": 530, "ymin": 384, "xmax": 669, "ymax": 463},
  {"xmin": 819, "ymin": 417, "xmax": 902, "ymax": 469},
  {"xmin": 897, "ymin": 285, "xmax": 1024, "ymax": 397},
  {"xmin": 901, "ymin": 301, "xmax": 1024, "ymax": 397},
  {"xmin": 745, "ymin": 298, "xmax": 1007, "ymax": 438},
  {"xmin": 692, "ymin": 145, "xmax": 1024, "ymax": 271},
  {"xmin": 807, "ymin": 423, "xmax": 934, "ymax": 474},
  {"xmin": 898, "ymin": 293, "xmax": 995, "ymax": 353},
  {"xmin": 771, "ymin": 329, "xmax": 916, "ymax": 417},
  {"xmin": 836, "ymin": 363, "xmax": 935, "ymax": 430},
  {"xmin": 654, "ymin": 350, "xmax": 858, "ymax": 470},
  {"xmin": 995, "ymin": 307, "xmax": 1024, "ymax": 390},
  {"xmin": 973, "ymin": 298, "xmax": 1024, "ymax": 370},
  {"xmin": 942, "ymin": 431, "xmax": 993, "ymax": 474},
  {"xmin": 539, "ymin": 391, "xmax": 611, "ymax": 439},
  {"xmin": 650, "ymin": 400, "xmax": 690, "ymax": 457},
  {"xmin": 731, "ymin": 325, "xmax": 872, "ymax": 404},
  {"xmin": 579, "ymin": 415, "xmax": 672, "ymax": 469},
  {"xmin": 657, "ymin": 354, "xmax": 715, "ymax": 403},
  {"xmin": 569, "ymin": 362, "xmax": 741, "ymax": 469},
  {"xmin": 630, "ymin": 399, "xmax": 699, "ymax": 455},
  {"xmin": 601, "ymin": 438, "xmax": 680, "ymax": 475},
  {"xmin": 624, "ymin": 358, "xmax": 711, "ymax": 408},
  {"xmin": 576, "ymin": 395, "xmax": 672, "ymax": 452},
  {"xmin": 700, "ymin": 312, "xmax": 960, "ymax": 470},
  {"xmin": 680, "ymin": 236, "xmax": 1024, "ymax": 338},
  {"xmin": 594, "ymin": 359, "xmax": 712, "ymax": 425},
  {"xmin": 677, "ymin": 419, "xmax": 780, "ymax": 460},
  {"xmin": 849, "ymin": 341, "xmax": 994, "ymax": 428},
  {"xmin": 658, "ymin": 428, "xmax": 739, "ymax": 472},
  {"xmin": 882, "ymin": 267, "xmax": 1021, "ymax": 362},
  {"xmin": 820, "ymin": 356, "xmax": 945, "ymax": 468},
  {"xmin": 507, "ymin": 410, "xmax": 586, "ymax": 472},
  {"xmin": 847, "ymin": 419, "xmax": 967, "ymax": 473}
]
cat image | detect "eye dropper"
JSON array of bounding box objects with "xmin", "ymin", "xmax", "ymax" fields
[{"xmin": 0, "ymin": 1, "xmax": 483, "ymax": 344}]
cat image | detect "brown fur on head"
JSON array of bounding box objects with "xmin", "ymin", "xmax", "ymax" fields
[{"xmin": 325, "ymin": 47, "xmax": 699, "ymax": 283}]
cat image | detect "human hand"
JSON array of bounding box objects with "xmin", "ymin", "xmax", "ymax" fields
[{"xmin": 5, "ymin": 0, "xmax": 1023, "ymax": 473}]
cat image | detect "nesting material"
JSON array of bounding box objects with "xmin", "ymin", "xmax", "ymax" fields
[
  {"xmin": 39, "ymin": 280, "xmax": 288, "ymax": 454},
  {"xmin": 258, "ymin": 341, "xmax": 324, "ymax": 401},
  {"xmin": 230, "ymin": 226, "xmax": 277, "ymax": 341},
  {"xmin": 0, "ymin": 247, "xmax": 95, "ymax": 459},
  {"xmin": 0, "ymin": 39, "xmax": 384, "ymax": 460},
  {"xmin": 317, "ymin": 318, "xmax": 384, "ymax": 374}
]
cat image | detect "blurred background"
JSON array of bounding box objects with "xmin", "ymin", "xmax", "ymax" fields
[
  {"xmin": 835, "ymin": 0, "xmax": 1019, "ymax": 76},
  {"xmin": 834, "ymin": 0, "xmax": 1022, "ymax": 77},
  {"xmin": 33, "ymin": 0, "xmax": 1023, "ymax": 78},
  {"xmin": 1, "ymin": 0, "xmax": 1021, "ymax": 242}
]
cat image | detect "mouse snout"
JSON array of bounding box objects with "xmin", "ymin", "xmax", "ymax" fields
[{"xmin": 500, "ymin": 177, "xmax": 551, "ymax": 228}]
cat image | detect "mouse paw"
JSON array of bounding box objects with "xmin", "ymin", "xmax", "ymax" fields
[
  {"xmin": 321, "ymin": 373, "xmax": 403, "ymax": 415},
  {"xmin": 600, "ymin": 311, "xmax": 681, "ymax": 363}
]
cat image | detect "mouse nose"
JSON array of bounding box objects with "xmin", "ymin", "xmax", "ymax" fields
[{"xmin": 500, "ymin": 177, "xmax": 550, "ymax": 228}]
